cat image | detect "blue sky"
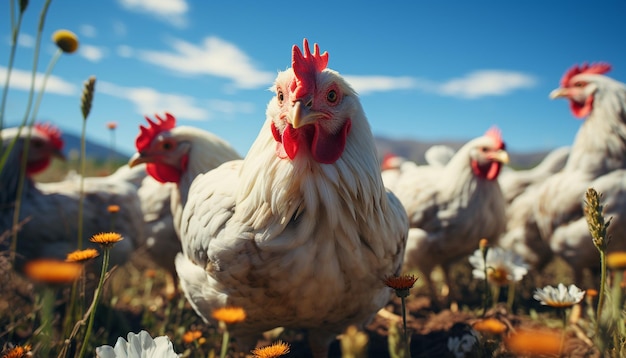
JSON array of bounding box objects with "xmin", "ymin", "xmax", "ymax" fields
[{"xmin": 1, "ymin": 0, "xmax": 625, "ymax": 158}]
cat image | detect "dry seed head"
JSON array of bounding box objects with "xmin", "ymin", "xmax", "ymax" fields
[
  {"xmin": 81, "ymin": 76, "xmax": 96, "ymax": 120},
  {"xmin": 584, "ymin": 187, "xmax": 612, "ymax": 251}
]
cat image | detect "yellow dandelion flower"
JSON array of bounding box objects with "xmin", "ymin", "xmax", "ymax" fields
[
  {"xmin": 52, "ymin": 29, "xmax": 79, "ymax": 54},
  {"xmin": 66, "ymin": 248, "xmax": 99, "ymax": 263},
  {"xmin": 24, "ymin": 259, "xmax": 82, "ymax": 284},
  {"xmin": 251, "ymin": 340, "xmax": 290, "ymax": 358},
  {"xmin": 182, "ymin": 330, "xmax": 203, "ymax": 344},
  {"xmin": 1, "ymin": 344, "xmax": 31, "ymax": 358},
  {"xmin": 90, "ymin": 232, "xmax": 123, "ymax": 247},
  {"xmin": 472, "ymin": 318, "xmax": 507, "ymax": 335},
  {"xmin": 211, "ymin": 306, "xmax": 246, "ymax": 324},
  {"xmin": 504, "ymin": 328, "xmax": 561, "ymax": 356},
  {"xmin": 384, "ymin": 274, "xmax": 418, "ymax": 298},
  {"xmin": 107, "ymin": 205, "xmax": 120, "ymax": 214},
  {"xmin": 607, "ymin": 251, "xmax": 626, "ymax": 271}
]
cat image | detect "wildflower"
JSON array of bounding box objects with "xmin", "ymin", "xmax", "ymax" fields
[
  {"xmin": 607, "ymin": 251, "xmax": 626, "ymax": 270},
  {"xmin": 182, "ymin": 330, "xmax": 203, "ymax": 344},
  {"xmin": 586, "ymin": 288, "xmax": 598, "ymax": 298},
  {"xmin": 106, "ymin": 122, "xmax": 117, "ymax": 130},
  {"xmin": 479, "ymin": 238, "xmax": 489, "ymax": 251},
  {"xmin": 1, "ymin": 344, "xmax": 31, "ymax": 358},
  {"xmin": 472, "ymin": 318, "xmax": 507, "ymax": 334},
  {"xmin": 533, "ymin": 283, "xmax": 585, "ymax": 308},
  {"xmin": 211, "ymin": 306, "xmax": 246, "ymax": 324},
  {"xmin": 251, "ymin": 340, "xmax": 290, "ymax": 358},
  {"xmin": 66, "ymin": 248, "xmax": 99, "ymax": 263},
  {"xmin": 90, "ymin": 232, "xmax": 123, "ymax": 248},
  {"xmin": 107, "ymin": 205, "xmax": 120, "ymax": 213},
  {"xmin": 24, "ymin": 259, "xmax": 82, "ymax": 284},
  {"xmin": 52, "ymin": 29, "xmax": 79, "ymax": 54},
  {"xmin": 384, "ymin": 274, "xmax": 418, "ymax": 298},
  {"xmin": 95, "ymin": 330, "xmax": 179, "ymax": 358},
  {"xmin": 469, "ymin": 246, "xmax": 528, "ymax": 286},
  {"xmin": 504, "ymin": 328, "xmax": 561, "ymax": 356}
]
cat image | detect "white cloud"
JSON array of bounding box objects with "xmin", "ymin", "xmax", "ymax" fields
[
  {"xmin": 99, "ymin": 81, "xmax": 252, "ymax": 121},
  {"xmin": 343, "ymin": 75, "xmax": 418, "ymax": 95},
  {"xmin": 116, "ymin": 45, "xmax": 134, "ymax": 58},
  {"xmin": 80, "ymin": 24, "xmax": 97, "ymax": 38},
  {"xmin": 207, "ymin": 99, "xmax": 255, "ymax": 115},
  {"xmin": 0, "ymin": 66, "xmax": 77, "ymax": 95},
  {"xmin": 436, "ymin": 70, "xmax": 537, "ymax": 99},
  {"xmin": 80, "ymin": 45, "xmax": 106, "ymax": 62},
  {"xmin": 18, "ymin": 33, "xmax": 35, "ymax": 48},
  {"xmin": 137, "ymin": 36, "xmax": 274, "ymax": 90},
  {"xmin": 117, "ymin": 0, "xmax": 188, "ymax": 28}
]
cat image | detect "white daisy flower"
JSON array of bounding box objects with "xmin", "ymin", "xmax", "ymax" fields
[
  {"xmin": 95, "ymin": 330, "xmax": 179, "ymax": 358},
  {"xmin": 469, "ymin": 246, "xmax": 529, "ymax": 286},
  {"xmin": 533, "ymin": 283, "xmax": 585, "ymax": 308}
]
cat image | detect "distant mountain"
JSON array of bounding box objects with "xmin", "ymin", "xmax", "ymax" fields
[{"xmin": 374, "ymin": 136, "xmax": 552, "ymax": 170}]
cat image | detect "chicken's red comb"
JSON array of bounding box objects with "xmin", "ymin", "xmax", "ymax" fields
[
  {"xmin": 291, "ymin": 39, "xmax": 329, "ymax": 99},
  {"xmin": 135, "ymin": 113, "xmax": 176, "ymax": 151},
  {"xmin": 34, "ymin": 122, "xmax": 63, "ymax": 151},
  {"xmin": 561, "ymin": 62, "xmax": 612, "ymax": 87},
  {"xmin": 485, "ymin": 126, "xmax": 504, "ymax": 149}
]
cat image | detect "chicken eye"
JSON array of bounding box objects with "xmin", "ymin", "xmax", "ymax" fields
[
  {"xmin": 327, "ymin": 89, "xmax": 338, "ymax": 103},
  {"xmin": 277, "ymin": 90, "xmax": 284, "ymax": 104},
  {"xmin": 160, "ymin": 140, "xmax": 176, "ymax": 151},
  {"xmin": 574, "ymin": 81, "xmax": 587, "ymax": 88}
]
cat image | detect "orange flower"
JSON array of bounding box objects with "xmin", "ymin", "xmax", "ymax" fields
[
  {"xmin": 107, "ymin": 205, "xmax": 120, "ymax": 213},
  {"xmin": 182, "ymin": 330, "xmax": 203, "ymax": 344},
  {"xmin": 24, "ymin": 259, "xmax": 82, "ymax": 284},
  {"xmin": 106, "ymin": 122, "xmax": 117, "ymax": 130},
  {"xmin": 1, "ymin": 344, "xmax": 31, "ymax": 358},
  {"xmin": 472, "ymin": 318, "xmax": 507, "ymax": 334},
  {"xmin": 66, "ymin": 248, "xmax": 99, "ymax": 263},
  {"xmin": 607, "ymin": 251, "xmax": 626, "ymax": 270},
  {"xmin": 251, "ymin": 340, "xmax": 290, "ymax": 358},
  {"xmin": 479, "ymin": 238, "xmax": 489, "ymax": 250},
  {"xmin": 90, "ymin": 232, "xmax": 123, "ymax": 248},
  {"xmin": 586, "ymin": 288, "xmax": 598, "ymax": 298},
  {"xmin": 384, "ymin": 274, "xmax": 418, "ymax": 298},
  {"xmin": 211, "ymin": 306, "xmax": 246, "ymax": 324},
  {"xmin": 504, "ymin": 328, "xmax": 561, "ymax": 356},
  {"xmin": 144, "ymin": 269, "xmax": 157, "ymax": 279},
  {"xmin": 52, "ymin": 29, "xmax": 79, "ymax": 53}
]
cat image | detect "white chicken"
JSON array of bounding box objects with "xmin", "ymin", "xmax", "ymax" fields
[
  {"xmin": 1, "ymin": 124, "xmax": 142, "ymax": 271},
  {"xmin": 174, "ymin": 39, "xmax": 409, "ymax": 357},
  {"xmin": 501, "ymin": 62, "xmax": 626, "ymax": 283},
  {"xmin": 387, "ymin": 128, "xmax": 509, "ymax": 300},
  {"xmin": 127, "ymin": 113, "xmax": 241, "ymax": 294}
]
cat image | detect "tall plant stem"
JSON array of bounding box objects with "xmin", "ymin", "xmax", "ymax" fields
[{"xmin": 78, "ymin": 247, "xmax": 110, "ymax": 358}]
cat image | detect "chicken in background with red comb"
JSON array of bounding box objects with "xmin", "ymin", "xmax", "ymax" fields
[{"xmin": 499, "ymin": 62, "xmax": 626, "ymax": 284}]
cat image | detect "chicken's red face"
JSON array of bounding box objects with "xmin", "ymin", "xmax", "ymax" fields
[
  {"xmin": 25, "ymin": 123, "xmax": 65, "ymax": 175},
  {"xmin": 550, "ymin": 62, "xmax": 612, "ymax": 119},
  {"xmin": 470, "ymin": 127, "xmax": 509, "ymax": 181},
  {"xmin": 270, "ymin": 39, "xmax": 351, "ymax": 164},
  {"xmin": 129, "ymin": 113, "xmax": 190, "ymax": 184}
]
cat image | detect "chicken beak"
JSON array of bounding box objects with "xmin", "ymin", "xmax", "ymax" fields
[
  {"xmin": 549, "ymin": 88, "xmax": 568, "ymax": 100},
  {"xmin": 490, "ymin": 149, "xmax": 510, "ymax": 164},
  {"xmin": 128, "ymin": 152, "xmax": 148, "ymax": 168},
  {"xmin": 291, "ymin": 101, "xmax": 317, "ymax": 129}
]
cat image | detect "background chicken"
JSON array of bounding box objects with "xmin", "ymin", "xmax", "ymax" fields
[
  {"xmin": 174, "ymin": 39, "xmax": 408, "ymax": 357},
  {"xmin": 387, "ymin": 127, "xmax": 509, "ymax": 301},
  {"xmin": 1, "ymin": 124, "xmax": 143, "ymax": 271},
  {"xmin": 498, "ymin": 146, "xmax": 570, "ymax": 205},
  {"xmin": 500, "ymin": 63, "xmax": 626, "ymax": 284}
]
